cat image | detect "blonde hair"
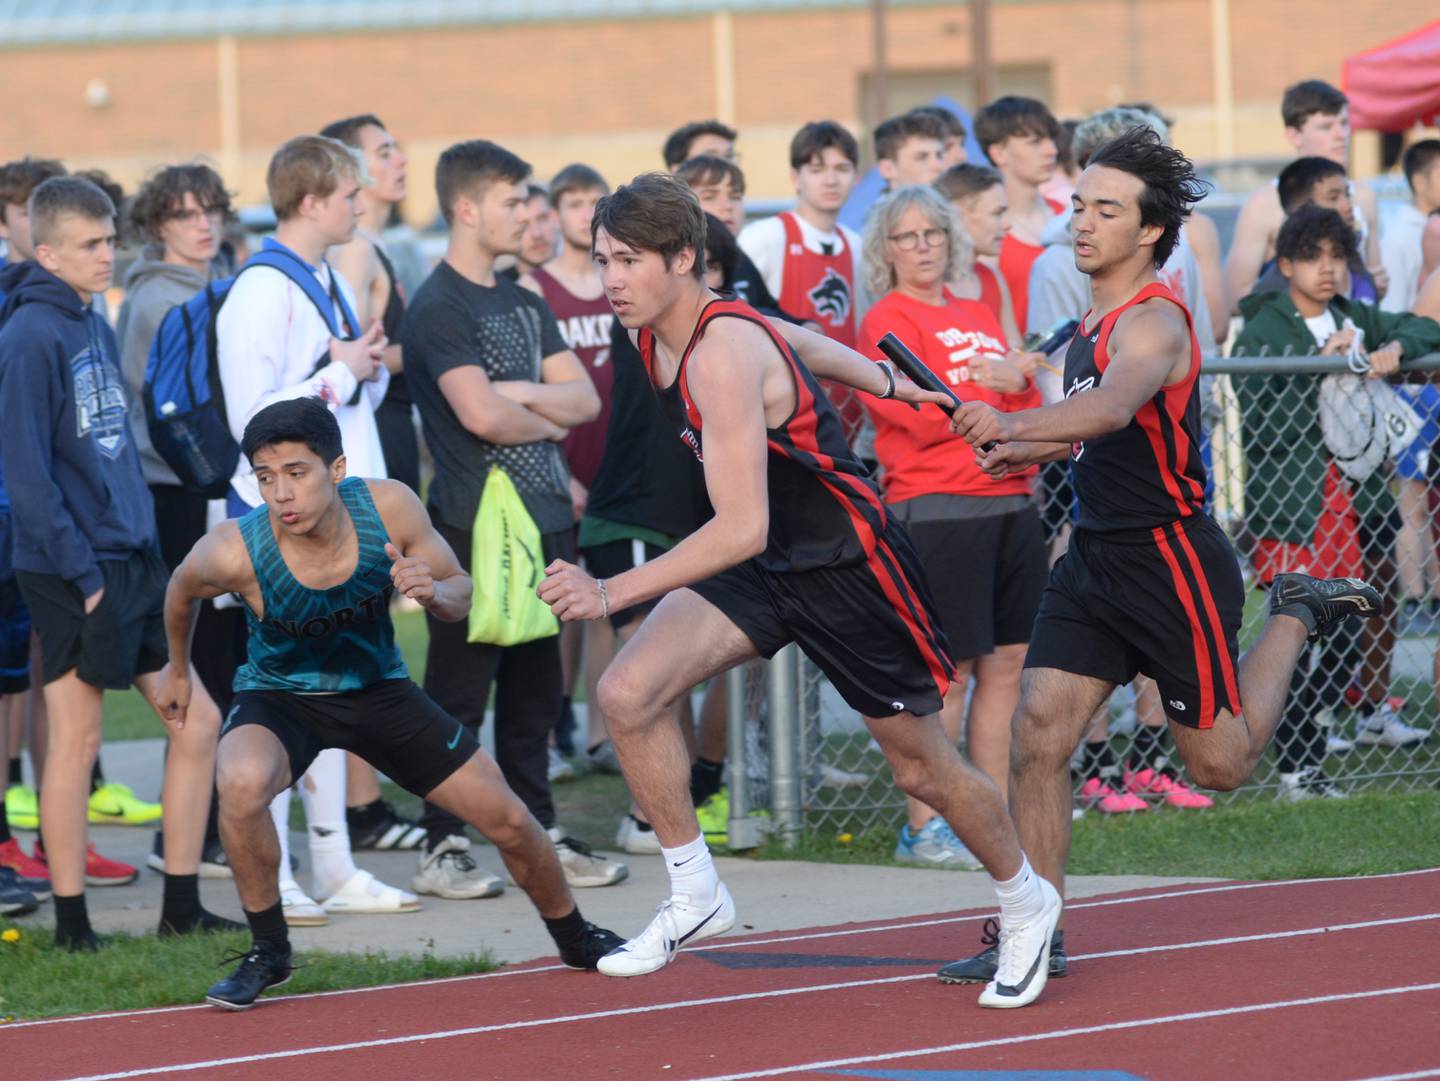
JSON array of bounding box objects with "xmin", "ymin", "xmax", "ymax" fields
[
  {"xmin": 266, "ymin": 134, "xmax": 364, "ymax": 221},
  {"xmin": 861, "ymin": 185, "xmax": 972, "ymax": 298}
]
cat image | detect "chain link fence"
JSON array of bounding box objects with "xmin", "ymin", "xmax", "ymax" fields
[{"xmin": 727, "ymin": 354, "xmax": 1440, "ymax": 846}]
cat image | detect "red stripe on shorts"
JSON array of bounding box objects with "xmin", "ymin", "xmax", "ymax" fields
[{"xmin": 1150, "ymin": 525, "xmax": 1217, "ymax": 729}]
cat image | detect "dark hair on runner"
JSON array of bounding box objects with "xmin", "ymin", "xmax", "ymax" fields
[
  {"xmin": 242, "ymin": 397, "xmax": 344, "ymax": 467},
  {"xmin": 907, "ymin": 105, "xmax": 967, "ymax": 142},
  {"xmin": 319, "ymin": 113, "xmax": 386, "ymax": 149},
  {"xmin": 592, "ymin": 172, "xmax": 706, "ymax": 280},
  {"xmin": 549, "ymin": 163, "xmax": 609, "ymax": 209},
  {"xmin": 1275, "ymin": 204, "xmax": 1358, "ymax": 265},
  {"xmin": 1085, "ymin": 125, "xmax": 1207, "ymax": 268},
  {"xmin": 702, "ymin": 211, "xmax": 740, "ymax": 287},
  {"xmin": 128, "ymin": 164, "xmax": 235, "ymax": 244},
  {"xmin": 935, "ymin": 163, "xmax": 1002, "ymax": 203},
  {"xmin": 973, "ymin": 96, "xmax": 1061, "ymax": 158},
  {"xmin": 1282, "ymin": 80, "xmax": 1348, "ymax": 130},
  {"xmin": 663, "ymin": 119, "xmax": 738, "ymax": 170},
  {"xmin": 73, "ymin": 170, "xmax": 125, "ymax": 228},
  {"xmin": 434, "ymin": 139, "xmax": 531, "ymax": 226},
  {"xmin": 873, "ymin": 109, "xmax": 946, "ymax": 162},
  {"xmin": 1402, "ymin": 139, "xmax": 1440, "ymax": 192},
  {"xmin": 790, "ymin": 121, "xmax": 860, "ymax": 170},
  {"xmin": 525, "ymin": 182, "xmax": 548, "ymax": 203},
  {"xmin": 1277, "ymin": 156, "xmax": 1347, "ymax": 214},
  {"xmin": 0, "ymin": 157, "xmax": 66, "ymax": 224},
  {"xmin": 28, "ymin": 176, "xmax": 116, "ymax": 248}
]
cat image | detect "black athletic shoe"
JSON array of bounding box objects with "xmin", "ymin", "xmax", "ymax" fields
[
  {"xmin": 347, "ymin": 801, "xmax": 426, "ymax": 851},
  {"xmin": 557, "ymin": 922, "xmax": 626, "ymax": 971},
  {"xmin": 206, "ymin": 943, "xmax": 293, "ymax": 1010},
  {"xmin": 1270, "ymin": 574, "xmax": 1383, "ymax": 641},
  {"xmin": 937, "ymin": 918, "xmax": 1067, "ymax": 985},
  {"xmin": 147, "ymin": 833, "xmax": 234, "ymax": 879}
]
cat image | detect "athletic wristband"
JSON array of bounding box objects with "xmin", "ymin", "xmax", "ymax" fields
[
  {"xmin": 876, "ymin": 360, "xmax": 897, "ymax": 399},
  {"xmin": 597, "ymin": 578, "xmax": 609, "ymax": 620}
]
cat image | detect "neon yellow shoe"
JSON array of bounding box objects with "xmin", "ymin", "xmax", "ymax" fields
[
  {"xmin": 696, "ymin": 790, "xmax": 731, "ymax": 846},
  {"xmin": 5, "ymin": 784, "xmax": 39, "ymax": 830},
  {"xmin": 87, "ymin": 782, "xmax": 163, "ymax": 826}
]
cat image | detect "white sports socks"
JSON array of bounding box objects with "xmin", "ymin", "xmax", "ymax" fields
[
  {"xmin": 660, "ymin": 833, "xmax": 719, "ymax": 904},
  {"xmin": 992, "ymin": 854, "xmax": 1048, "ymax": 926}
]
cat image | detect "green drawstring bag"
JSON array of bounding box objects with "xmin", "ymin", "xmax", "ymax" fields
[{"xmin": 467, "ymin": 465, "xmax": 559, "ymax": 646}]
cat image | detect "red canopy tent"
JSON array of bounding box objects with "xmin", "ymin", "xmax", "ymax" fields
[{"xmin": 1343, "ymin": 19, "xmax": 1440, "ymax": 132}]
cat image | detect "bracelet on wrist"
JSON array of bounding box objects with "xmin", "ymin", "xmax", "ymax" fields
[
  {"xmin": 876, "ymin": 360, "xmax": 897, "ymax": 399},
  {"xmin": 597, "ymin": 578, "xmax": 610, "ymax": 620}
]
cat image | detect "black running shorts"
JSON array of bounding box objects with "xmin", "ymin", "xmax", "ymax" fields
[
  {"xmin": 222, "ymin": 679, "xmax": 481, "ymax": 796},
  {"xmin": 903, "ymin": 506, "xmax": 1048, "ymax": 659},
  {"xmin": 1025, "ymin": 514, "xmax": 1244, "ymax": 729},
  {"xmin": 691, "ymin": 519, "xmax": 954, "ymax": 718},
  {"xmin": 17, "ymin": 549, "xmax": 169, "ymax": 689}
]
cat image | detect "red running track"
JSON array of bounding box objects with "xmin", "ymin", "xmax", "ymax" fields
[{"xmin": 7, "ymin": 869, "xmax": 1440, "ymax": 1081}]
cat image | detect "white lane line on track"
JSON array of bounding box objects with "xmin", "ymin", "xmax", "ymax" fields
[
  {"xmin": 1346, "ymin": 1071, "xmax": 1440, "ymax": 1080},
  {"xmin": 44, "ymin": 914, "xmax": 1440, "ymax": 1081},
  {"xmin": 687, "ymin": 982, "xmax": 1440, "ymax": 1081},
  {"xmin": 8, "ymin": 865, "xmax": 1437, "ymax": 1031}
]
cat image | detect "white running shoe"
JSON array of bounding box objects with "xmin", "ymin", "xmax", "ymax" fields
[
  {"xmin": 1277, "ymin": 765, "xmax": 1347, "ymax": 801},
  {"xmin": 978, "ymin": 876, "xmax": 1062, "ymax": 1009},
  {"xmin": 1353, "ymin": 704, "xmax": 1432, "ymax": 748},
  {"xmin": 548, "ymin": 747, "xmax": 576, "ymax": 783},
  {"xmin": 280, "ymin": 880, "xmax": 329, "ymax": 927},
  {"xmin": 411, "ymin": 835, "xmax": 504, "ymax": 899},
  {"xmin": 615, "ymin": 814, "xmax": 663, "ymax": 854},
  {"xmin": 597, "ymin": 882, "xmax": 736, "ymax": 977},
  {"xmin": 549, "ymin": 828, "xmax": 628, "ymax": 887}
]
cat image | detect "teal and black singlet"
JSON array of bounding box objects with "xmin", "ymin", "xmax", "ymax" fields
[{"xmin": 233, "ymin": 477, "xmax": 407, "ymax": 694}]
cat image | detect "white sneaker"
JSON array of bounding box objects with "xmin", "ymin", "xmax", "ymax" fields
[
  {"xmin": 280, "ymin": 880, "xmax": 329, "ymax": 927},
  {"xmin": 598, "ymin": 882, "xmax": 736, "ymax": 977},
  {"xmin": 411, "ymin": 835, "xmax": 504, "ymax": 899},
  {"xmin": 978, "ymin": 876, "xmax": 1062, "ymax": 1009},
  {"xmin": 819, "ymin": 762, "xmax": 870, "ymax": 788},
  {"xmin": 549, "ymin": 828, "xmax": 628, "ymax": 887},
  {"xmin": 1353, "ymin": 704, "xmax": 1432, "ymax": 748},
  {"xmin": 1325, "ymin": 734, "xmax": 1354, "ymax": 754},
  {"xmin": 1277, "ymin": 765, "xmax": 1346, "ymax": 801},
  {"xmin": 548, "ymin": 747, "xmax": 576, "ymax": 783},
  {"xmin": 615, "ymin": 814, "xmax": 663, "ymax": 854}
]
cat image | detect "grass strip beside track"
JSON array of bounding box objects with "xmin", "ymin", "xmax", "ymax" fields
[{"xmin": 0, "ymin": 929, "xmax": 493, "ymax": 1021}]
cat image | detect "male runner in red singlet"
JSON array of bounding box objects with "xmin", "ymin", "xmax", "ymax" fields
[
  {"xmin": 943, "ymin": 127, "xmax": 1382, "ymax": 982},
  {"xmin": 539, "ymin": 173, "xmax": 1062, "ymax": 1009}
]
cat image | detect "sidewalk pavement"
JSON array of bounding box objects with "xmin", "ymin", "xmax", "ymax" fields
[{"xmin": 16, "ymin": 738, "xmax": 1223, "ymax": 967}]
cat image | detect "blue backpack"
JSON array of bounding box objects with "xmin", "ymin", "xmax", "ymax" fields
[{"xmin": 143, "ymin": 243, "xmax": 360, "ymax": 497}]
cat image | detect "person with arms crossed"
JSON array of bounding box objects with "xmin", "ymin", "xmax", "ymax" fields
[
  {"xmin": 0, "ymin": 177, "xmax": 229, "ymax": 947},
  {"xmin": 942, "ymin": 127, "xmax": 1384, "ymax": 982},
  {"xmin": 157, "ymin": 399, "xmax": 624, "ymax": 1008},
  {"xmin": 540, "ymin": 172, "xmax": 1062, "ymax": 1009}
]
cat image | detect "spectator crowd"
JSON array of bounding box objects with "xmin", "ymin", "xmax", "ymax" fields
[{"xmin": 1, "ymin": 73, "xmax": 1439, "ymax": 933}]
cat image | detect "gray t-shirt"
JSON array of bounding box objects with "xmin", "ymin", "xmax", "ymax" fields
[{"xmin": 403, "ymin": 261, "xmax": 572, "ymax": 534}]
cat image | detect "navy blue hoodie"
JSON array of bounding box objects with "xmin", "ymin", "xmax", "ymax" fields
[{"xmin": 0, "ymin": 261, "xmax": 157, "ymax": 596}]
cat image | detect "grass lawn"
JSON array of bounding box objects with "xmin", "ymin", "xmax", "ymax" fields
[{"xmin": 0, "ymin": 926, "xmax": 493, "ymax": 1022}]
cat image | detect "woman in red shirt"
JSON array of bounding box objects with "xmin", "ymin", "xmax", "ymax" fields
[{"xmin": 859, "ymin": 185, "xmax": 1049, "ymax": 869}]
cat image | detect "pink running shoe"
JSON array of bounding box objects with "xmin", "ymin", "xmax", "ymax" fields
[
  {"xmin": 1077, "ymin": 776, "xmax": 1148, "ymax": 813},
  {"xmin": 1124, "ymin": 768, "xmax": 1214, "ymax": 810}
]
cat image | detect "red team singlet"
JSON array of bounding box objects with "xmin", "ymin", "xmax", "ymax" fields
[
  {"xmin": 637, "ymin": 296, "xmax": 954, "ymax": 717},
  {"xmin": 775, "ymin": 212, "xmax": 864, "ymax": 442},
  {"xmin": 530, "ymin": 266, "xmax": 615, "ymax": 488},
  {"xmin": 998, "ymin": 197, "xmax": 1066, "ymax": 333},
  {"xmin": 974, "ymin": 263, "xmax": 1005, "ymax": 330}
]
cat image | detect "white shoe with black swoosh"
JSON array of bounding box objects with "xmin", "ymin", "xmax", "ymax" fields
[
  {"xmin": 597, "ymin": 882, "xmax": 736, "ymax": 977},
  {"xmin": 978, "ymin": 876, "xmax": 1063, "ymax": 1009}
]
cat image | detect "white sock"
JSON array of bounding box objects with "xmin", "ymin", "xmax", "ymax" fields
[
  {"xmin": 992, "ymin": 855, "xmax": 1048, "ymax": 926},
  {"xmin": 298, "ymin": 748, "xmax": 357, "ymax": 897},
  {"xmin": 269, "ymin": 787, "xmax": 297, "ymax": 892},
  {"xmin": 660, "ymin": 834, "xmax": 718, "ymax": 904}
]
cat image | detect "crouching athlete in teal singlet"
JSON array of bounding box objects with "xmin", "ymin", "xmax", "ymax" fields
[{"xmin": 155, "ymin": 398, "xmax": 623, "ymax": 1010}]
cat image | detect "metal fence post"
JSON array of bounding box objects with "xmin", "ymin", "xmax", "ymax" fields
[
  {"xmin": 767, "ymin": 643, "xmax": 803, "ymax": 848},
  {"xmin": 724, "ymin": 664, "xmax": 763, "ymax": 850}
]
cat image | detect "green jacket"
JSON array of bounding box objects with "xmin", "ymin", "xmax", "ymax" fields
[{"xmin": 1231, "ymin": 291, "xmax": 1440, "ymax": 544}]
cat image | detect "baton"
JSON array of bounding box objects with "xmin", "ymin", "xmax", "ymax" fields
[{"xmin": 876, "ymin": 332, "xmax": 997, "ymax": 451}]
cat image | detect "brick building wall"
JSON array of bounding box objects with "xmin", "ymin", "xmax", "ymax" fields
[{"xmin": 0, "ymin": 2, "xmax": 1431, "ymax": 220}]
